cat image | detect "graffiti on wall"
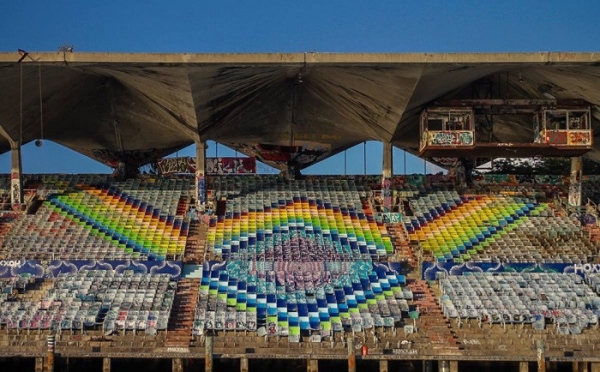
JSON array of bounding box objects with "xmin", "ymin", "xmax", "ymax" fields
[
  {"xmin": 427, "ymin": 131, "xmax": 474, "ymax": 146},
  {"xmin": 157, "ymin": 157, "xmax": 256, "ymax": 175},
  {"xmin": 422, "ymin": 262, "xmax": 577, "ymax": 281},
  {"xmin": 206, "ymin": 157, "xmax": 256, "ymax": 174},
  {"xmin": 10, "ymin": 171, "xmax": 21, "ymax": 206},
  {"xmin": 157, "ymin": 157, "xmax": 195, "ymax": 174},
  {"xmin": 568, "ymin": 131, "xmax": 591, "ymax": 146},
  {"xmin": 0, "ymin": 260, "xmax": 182, "ymax": 279}
]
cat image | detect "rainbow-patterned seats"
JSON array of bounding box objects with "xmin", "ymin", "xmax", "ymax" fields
[
  {"xmin": 1, "ymin": 176, "xmax": 193, "ymax": 260},
  {"xmin": 194, "ymin": 176, "xmax": 404, "ymax": 336},
  {"xmin": 207, "ymin": 177, "xmax": 393, "ymax": 260},
  {"xmin": 407, "ymin": 191, "xmax": 593, "ymax": 264},
  {"xmin": 194, "ymin": 260, "xmax": 407, "ymax": 335}
]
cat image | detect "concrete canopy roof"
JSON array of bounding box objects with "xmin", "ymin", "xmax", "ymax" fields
[{"xmin": 0, "ymin": 51, "xmax": 599, "ymax": 170}]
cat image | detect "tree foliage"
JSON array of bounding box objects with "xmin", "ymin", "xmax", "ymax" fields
[{"xmin": 488, "ymin": 157, "xmax": 600, "ymax": 175}]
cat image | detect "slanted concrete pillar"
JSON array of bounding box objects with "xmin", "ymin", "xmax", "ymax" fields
[
  {"xmin": 381, "ymin": 142, "xmax": 393, "ymax": 212},
  {"xmin": 347, "ymin": 337, "xmax": 356, "ymax": 372},
  {"xmin": 195, "ymin": 141, "xmax": 207, "ymax": 211},
  {"xmin": 102, "ymin": 357, "xmax": 111, "ymax": 372},
  {"xmin": 379, "ymin": 359, "xmax": 389, "ymax": 372},
  {"xmin": 205, "ymin": 335, "xmax": 214, "ymax": 372},
  {"xmin": 568, "ymin": 156, "xmax": 583, "ymax": 208},
  {"xmin": 519, "ymin": 361, "xmax": 529, "ymax": 372},
  {"xmin": 10, "ymin": 145, "xmax": 23, "ymax": 207},
  {"xmin": 35, "ymin": 357, "xmax": 44, "ymax": 372},
  {"xmin": 172, "ymin": 358, "xmax": 183, "ymax": 372},
  {"xmin": 241, "ymin": 357, "xmax": 249, "ymax": 372},
  {"xmin": 307, "ymin": 359, "xmax": 318, "ymax": 372}
]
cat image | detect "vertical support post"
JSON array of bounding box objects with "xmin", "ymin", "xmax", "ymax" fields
[
  {"xmin": 102, "ymin": 357, "xmax": 111, "ymax": 372},
  {"xmin": 439, "ymin": 360, "xmax": 449, "ymax": 372},
  {"xmin": 536, "ymin": 340, "xmax": 546, "ymax": 372},
  {"xmin": 449, "ymin": 360, "xmax": 458, "ymax": 372},
  {"xmin": 423, "ymin": 361, "xmax": 433, "ymax": 372},
  {"xmin": 241, "ymin": 357, "xmax": 249, "ymax": 372},
  {"xmin": 381, "ymin": 142, "xmax": 393, "ymax": 212},
  {"xmin": 578, "ymin": 362, "xmax": 589, "ymax": 372},
  {"xmin": 519, "ymin": 361, "xmax": 529, "ymax": 372},
  {"xmin": 45, "ymin": 335, "xmax": 55, "ymax": 372},
  {"xmin": 590, "ymin": 362, "xmax": 600, "ymax": 372},
  {"xmin": 195, "ymin": 141, "xmax": 207, "ymax": 212},
  {"xmin": 379, "ymin": 359, "xmax": 389, "ymax": 372},
  {"xmin": 568, "ymin": 156, "xmax": 583, "ymax": 209},
  {"xmin": 205, "ymin": 335, "xmax": 214, "ymax": 372},
  {"xmin": 347, "ymin": 336, "xmax": 356, "ymax": 372},
  {"xmin": 63, "ymin": 357, "xmax": 69, "ymax": 372},
  {"xmin": 35, "ymin": 357, "xmax": 44, "ymax": 372},
  {"xmin": 10, "ymin": 145, "xmax": 23, "ymax": 208},
  {"xmin": 307, "ymin": 359, "xmax": 318, "ymax": 372},
  {"xmin": 172, "ymin": 358, "xmax": 183, "ymax": 372}
]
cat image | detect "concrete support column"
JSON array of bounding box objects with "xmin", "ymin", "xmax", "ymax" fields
[
  {"xmin": 381, "ymin": 142, "xmax": 393, "ymax": 212},
  {"xmin": 438, "ymin": 360, "xmax": 449, "ymax": 372},
  {"xmin": 10, "ymin": 146, "xmax": 23, "ymax": 207},
  {"xmin": 172, "ymin": 358, "xmax": 183, "ymax": 372},
  {"xmin": 35, "ymin": 357, "xmax": 43, "ymax": 372},
  {"xmin": 379, "ymin": 359, "xmax": 389, "ymax": 372},
  {"xmin": 195, "ymin": 141, "xmax": 207, "ymax": 212},
  {"xmin": 205, "ymin": 335, "xmax": 214, "ymax": 372},
  {"xmin": 45, "ymin": 353, "xmax": 54, "ymax": 372},
  {"xmin": 536, "ymin": 340, "xmax": 546, "ymax": 372},
  {"xmin": 568, "ymin": 156, "xmax": 583, "ymax": 208},
  {"xmin": 307, "ymin": 359, "xmax": 318, "ymax": 372},
  {"xmin": 102, "ymin": 357, "xmax": 111, "ymax": 372},
  {"xmin": 241, "ymin": 357, "xmax": 249, "ymax": 372},
  {"xmin": 347, "ymin": 337, "xmax": 356, "ymax": 372},
  {"xmin": 574, "ymin": 362, "xmax": 589, "ymax": 372},
  {"xmin": 590, "ymin": 362, "xmax": 600, "ymax": 372},
  {"xmin": 449, "ymin": 361, "xmax": 458, "ymax": 372},
  {"xmin": 519, "ymin": 361, "xmax": 529, "ymax": 372}
]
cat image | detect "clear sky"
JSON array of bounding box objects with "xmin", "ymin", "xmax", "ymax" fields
[{"xmin": 1, "ymin": 0, "xmax": 599, "ymax": 175}]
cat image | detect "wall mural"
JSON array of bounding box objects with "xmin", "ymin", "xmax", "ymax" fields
[
  {"xmin": 427, "ymin": 131, "xmax": 474, "ymax": 146},
  {"xmin": 0, "ymin": 260, "xmax": 182, "ymax": 279},
  {"xmin": 421, "ymin": 262, "xmax": 581, "ymax": 281},
  {"xmin": 230, "ymin": 142, "xmax": 332, "ymax": 169},
  {"xmin": 157, "ymin": 157, "xmax": 256, "ymax": 175}
]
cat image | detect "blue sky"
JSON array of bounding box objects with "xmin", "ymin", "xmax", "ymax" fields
[{"xmin": 1, "ymin": 0, "xmax": 599, "ymax": 175}]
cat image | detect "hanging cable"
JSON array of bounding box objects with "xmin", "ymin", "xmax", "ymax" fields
[
  {"xmin": 36, "ymin": 64, "xmax": 43, "ymax": 147},
  {"xmin": 19, "ymin": 62, "xmax": 23, "ymax": 147}
]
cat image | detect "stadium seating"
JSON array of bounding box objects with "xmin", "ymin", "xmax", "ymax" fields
[
  {"xmin": 0, "ymin": 270, "xmax": 176, "ymax": 335},
  {"xmin": 1, "ymin": 175, "xmax": 194, "ymax": 261}
]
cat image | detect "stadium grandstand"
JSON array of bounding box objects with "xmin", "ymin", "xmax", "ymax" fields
[{"xmin": 0, "ymin": 51, "xmax": 600, "ymax": 372}]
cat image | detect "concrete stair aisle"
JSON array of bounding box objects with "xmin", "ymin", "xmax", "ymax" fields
[
  {"xmin": 176, "ymin": 196, "xmax": 189, "ymax": 217},
  {"xmin": 407, "ymin": 280, "xmax": 459, "ymax": 351},
  {"xmin": 164, "ymin": 278, "xmax": 200, "ymax": 348},
  {"xmin": 385, "ymin": 223, "xmax": 417, "ymax": 268},
  {"xmin": 583, "ymin": 224, "xmax": 600, "ymax": 248},
  {"xmin": 0, "ymin": 213, "xmax": 18, "ymax": 259},
  {"xmin": 183, "ymin": 220, "xmax": 206, "ymax": 264}
]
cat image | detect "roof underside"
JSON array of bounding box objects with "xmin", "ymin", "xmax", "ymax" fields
[{"xmin": 0, "ymin": 52, "xmax": 599, "ymax": 170}]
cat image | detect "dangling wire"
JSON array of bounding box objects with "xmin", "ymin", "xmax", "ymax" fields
[
  {"xmin": 19, "ymin": 62, "xmax": 23, "ymax": 147},
  {"xmin": 38, "ymin": 64, "xmax": 44, "ymax": 144}
]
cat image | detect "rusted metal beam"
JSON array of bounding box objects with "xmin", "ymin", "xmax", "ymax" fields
[{"xmin": 432, "ymin": 99, "xmax": 589, "ymax": 107}]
